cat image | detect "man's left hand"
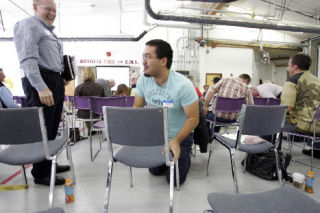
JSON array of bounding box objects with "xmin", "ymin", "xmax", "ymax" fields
[
  {"xmin": 169, "ymin": 139, "xmax": 180, "ymax": 163},
  {"xmin": 161, "ymin": 140, "xmax": 181, "ymax": 163}
]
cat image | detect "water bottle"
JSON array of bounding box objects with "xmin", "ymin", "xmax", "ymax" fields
[
  {"xmin": 64, "ymin": 178, "xmax": 74, "ymax": 203},
  {"xmin": 304, "ymin": 171, "xmax": 314, "ymax": 193}
]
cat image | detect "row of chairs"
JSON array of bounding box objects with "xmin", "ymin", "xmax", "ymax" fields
[
  {"xmin": 1, "ymin": 102, "xmax": 320, "ymax": 212},
  {"xmin": 66, "ymin": 96, "xmax": 135, "ymax": 161},
  {"xmin": 0, "ymin": 106, "xmax": 178, "ymax": 212},
  {"xmin": 206, "ymin": 97, "xmax": 320, "ymax": 192}
]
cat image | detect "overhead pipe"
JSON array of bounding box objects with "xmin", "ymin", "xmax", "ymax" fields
[
  {"xmin": 143, "ymin": 3, "xmax": 214, "ymax": 30},
  {"xmin": 145, "ymin": 0, "xmax": 320, "ymax": 34}
]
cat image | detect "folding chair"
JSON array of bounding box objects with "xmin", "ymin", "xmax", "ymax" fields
[
  {"xmin": 13, "ymin": 96, "xmax": 27, "ymax": 107},
  {"xmin": 125, "ymin": 96, "xmax": 135, "ymax": 107},
  {"xmin": 0, "ymin": 107, "xmax": 75, "ymax": 208},
  {"xmin": 282, "ymin": 104, "xmax": 320, "ymax": 171},
  {"xmin": 267, "ymin": 98, "xmax": 281, "ymax": 105},
  {"xmin": 206, "ymin": 97, "xmax": 245, "ymax": 176},
  {"xmin": 253, "ymin": 97, "xmax": 269, "ymax": 105},
  {"xmin": 212, "ymin": 105, "xmax": 287, "ymax": 193},
  {"xmin": 89, "ymin": 96, "xmax": 126, "ymax": 161},
  {"xmin": 103, "ymin": 106, "xmax": 178, "ymax": 213},
  {"xmin": 73, "ymin": 96, "xmax": 99, "ymax": 137},
  {"xmin": 205, "ymin": 186, "xmax": 320, "ymax": 213}
]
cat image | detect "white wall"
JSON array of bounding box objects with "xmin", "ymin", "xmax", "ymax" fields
[
  {"xmin": 274, "ymin": 66, "xmax": 288, "ymax": 86},
  {"xmin": 198, "ymin": 47, "xmax": 253, "ymax": 89},
  {"xmin": 0, "ymin": 24, "xmax": 307, "ymax": 96}
]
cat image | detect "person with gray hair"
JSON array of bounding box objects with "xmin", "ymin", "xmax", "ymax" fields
[
  {"xmin": 13, "ymin": 0, "xmax": 69, "ymax": 186},
  {"xmin": 96, "ymin": 78, "xmax": 115, "ymax": 97}
]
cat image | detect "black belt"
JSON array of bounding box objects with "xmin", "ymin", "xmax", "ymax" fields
[{"xmin": 39, "ymin": 67, "xmax": 62, "ymax": 76}]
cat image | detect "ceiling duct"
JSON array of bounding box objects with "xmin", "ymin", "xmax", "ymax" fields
[{"xmin": 145, "ymin": 0, "xmax": 320, "ymax": 34}]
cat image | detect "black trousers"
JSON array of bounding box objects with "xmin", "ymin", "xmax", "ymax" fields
[
  {"xmin": 22, "ymin": 69, "xmax": 64, "ymax": 178},
  {"xmin": 149, "ymin": 134, "xmax": 193, "ymax": 185}
]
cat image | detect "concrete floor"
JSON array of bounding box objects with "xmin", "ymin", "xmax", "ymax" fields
[{"xmin": 0, "ymin": 134, "xmax": 320, "ymax": 213}]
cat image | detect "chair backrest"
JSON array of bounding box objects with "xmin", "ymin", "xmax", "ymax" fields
[
  {"xmin": 125, "ymin": 96, "xmax": 135, "ymax": 107},
  {"xmin": 73, "ymin": 96, "xmax": 91, "ymax": 110},
  {"xmin": 238, "ymin": 105, "xmax": 287, "ymax": 136},
  {"xmin": 0, "ymin": 107, "xmax": 45, "ymax": 145},
  {"xmin": 90, "ymin": 96, "xmax": 126, "ymax": 114},
  {"xmin": 103, "ymin": 106, "xmax": 168, "ymax": 147},
  {"xmin": 215, "ymin": 97, "xmax": 245, "ymax": 113},
  {"xmin": 313, "ymin": 104, "xmax": 320, "ymax": 122},
  {"xmin": 253, "ymin": 97, "xmax": 269, "ymax": 105},
  {"xmin": 267, "ymin": 98, "xmax": 281, "ymax": 105}
]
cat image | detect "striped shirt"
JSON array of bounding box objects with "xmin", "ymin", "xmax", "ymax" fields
[
  {"xmin": 13, "ymin": 16, "xmax": 63, "ymax": 92},
  {"xmin": 208, "ymin": 77, "xmax": 253, "ymax": 120}
]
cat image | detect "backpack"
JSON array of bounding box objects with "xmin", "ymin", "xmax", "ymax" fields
[
  {"xmin": 241, "ymin": 150, "xmax": 291, "ymax": 181},
  {"xmin": 193, "ymin": 100, "xmax": 209, "ymax": 153},
  {"xmin": 69, "ymin": 128, "xmax": 81, "ymax": 142}
]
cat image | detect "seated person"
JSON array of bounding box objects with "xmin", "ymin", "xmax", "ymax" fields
[
  {"xmin": 74, "ymin": 67, "xmax": 105, "ymax": 130},
  {"xmin": 0, "ymin": 68, "xmax": 19, "ymax": 108},
  {"xmin": 252, "ymin": 80, "xmax": 282, "ymax": 99},
  {"xmin": 116, "ymin": 84, "xmax": 131, "ymax": 96},
  {"xmin": 96, "ymin": 78, "xmax": 115, "ymax": 97},
  {"xmin": 204, "ymin": 74, "xmax": 253, "ymax": 133},
  {"xmin": 281, "ymin": 54, "xmax": 320, "ymax": 157}
]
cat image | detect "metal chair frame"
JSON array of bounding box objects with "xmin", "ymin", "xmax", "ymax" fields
[
  {"xmin": 103, "ymin": 106, "xmax": 178, "ymax": 213},
  {"xmin": 0, "ymin": 107, "xmax": 75, "ymax": 208},
  {"xmin": 206, "ymin": 97, "xmax": 245, "ymax": 176},
  {"xmin": 89, "ymin": 96, "xmax": 127, "ymax": 161},
  {"xmin": 283, "ymin": 104, "xmax": 320, "ymax": 171},
  {"xmin": 213, "ymin": 105, "xmax": 287, "ymax": 193}
]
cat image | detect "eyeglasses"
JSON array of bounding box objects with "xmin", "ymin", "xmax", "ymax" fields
[
  {"xmin": 142, "ymin": 54, "xmax": 156, "ymax": 61},
  {"xmin": 37, "ymin": 4, "xmax": 57, "ymax": 13}
]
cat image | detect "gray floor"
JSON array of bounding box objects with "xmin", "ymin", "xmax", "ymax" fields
[{"xmin": 1, "ymin": 133, "xmax": 320, "ymax": 213}]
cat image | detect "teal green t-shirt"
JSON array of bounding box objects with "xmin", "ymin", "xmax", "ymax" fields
[{"xmin": 136, "ymin": 70, "xmax": 198, "ymax": 140}]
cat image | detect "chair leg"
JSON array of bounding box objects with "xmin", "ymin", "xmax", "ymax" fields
[
  {"xmin": 104, "ymin": 160, "xmax": 114, "ymax": 213},
  {"xmin": 90, "ymin": 129, "xmax": 101, "ymax": 161},
  {"xmin": 21, "ymin": 165, "xmax": 28, "ymax": 188},
  {"xmin": 229, "ymin": 148, "xmax": 239, "ymax": 194},
  {"xmin": 169, "ymin": 162, "xmax": 174, "ymax": 213},
  {"xmin": 49, "ymin": 156, "xmax": 57, "ymax": 208},
  {"xmin": 311, "ymin": 140, "xmax": 314, "ymax": 171},
  {"xmin": 192, "ymin": 144, "xmax": 196, "ymax": 157},
  {"xmin": 67, "ymin": 144, "xmax": 76, "ymax": 184},
  {"xmin": 175, "ymin": 161, "xmax": 180, "ymax": 191},
  {"xmin": 242, "ymin": 153, "xmax": 248, "ymax": 173},
  {"xmin": 129, "ymin": 166, "xmax": 133, "ymax": 187},
  {"xmin": 274, "ymin": 148, "xmax": 283, "ymax": 186},
  {"xmin": 206, "ymin": 148, "xmax": 212, "ymax": 176},
  {"xmin": 206, "ymin": 142, "xmax": 215, "ymax": 176}
]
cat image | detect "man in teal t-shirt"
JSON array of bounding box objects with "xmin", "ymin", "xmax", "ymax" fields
[{"xmin": 134, "ymin": 39, "xmax": 199, "ymax": 185}]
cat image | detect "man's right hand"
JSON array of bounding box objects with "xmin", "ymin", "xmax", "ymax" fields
[{"xmin": 38, "ymin": 88, "xmax": 54, "ymax": 106}]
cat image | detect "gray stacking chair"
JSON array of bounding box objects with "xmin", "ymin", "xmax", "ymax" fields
[
  {"xmin": 282, "ymin": 104, "xmax": 320, "ymax": 171},
  {"xmin": 212, "ymin": 105, "xmax": 287, "ymax": 193},
  {"xmin": 205, "ymin": 186, "xmax": 320, "ymax": 213},
  {"xmin": 0, "ymin": 107, "xmax": 75, "ymax": 208},
  {"xmin": 103, "ymin": 106, "xmax": 178, "ymax": 213}
]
